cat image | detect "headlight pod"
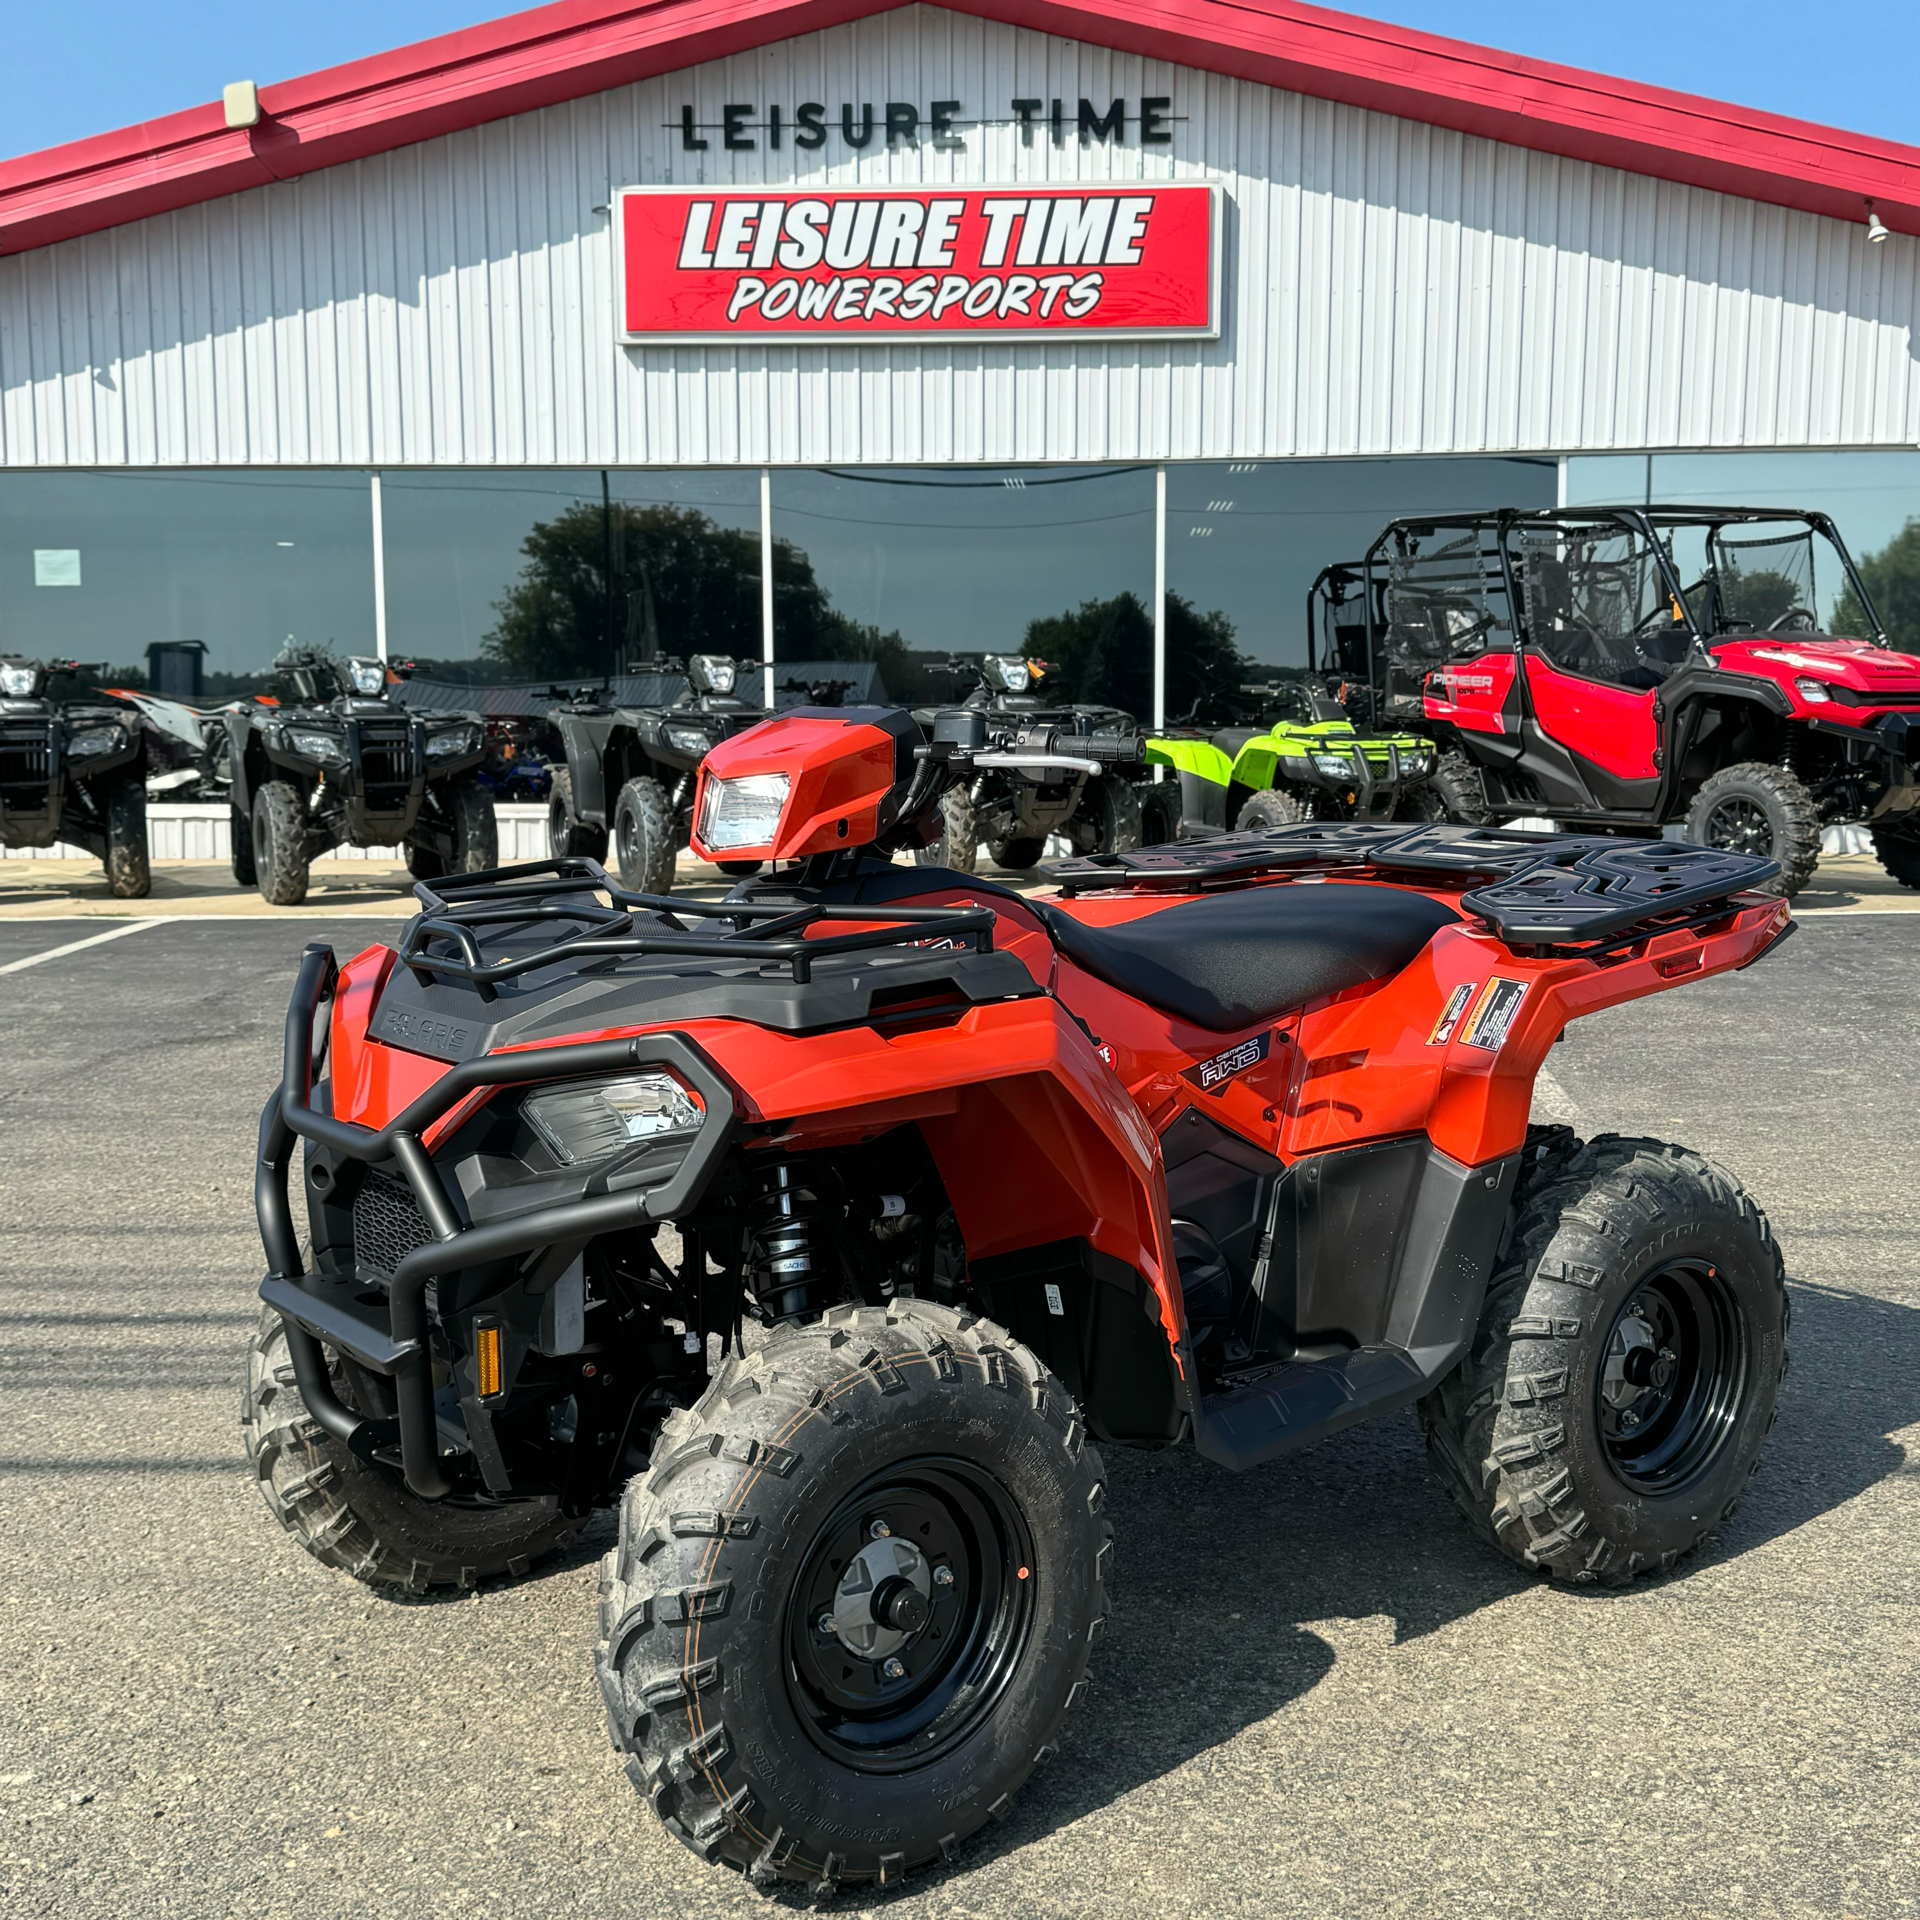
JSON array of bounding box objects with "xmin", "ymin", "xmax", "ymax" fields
[
  {"xmin": 664, "ymin": 724, "xmax": 713, "ymax": 756},
  {"xmin": 983, "ymin": 654, "xmax": 1031, "ymax": 693},
  {"xmin": 697, "ymin": 771, "xmax": 790, "ymax": 851},
  {"xmin": 1793, "ymin": 676, "xmax": 1833, "ymax": 705},
  {"xmin": 1312, "ymin": 752, "xmax": 1358, "ymax": 776},
  {"xmin": 287, "ymin": 726, "xmax": 348, "ymax": 765},
  {"xmin": 523, "ymin": 1072, "xmax": 704, "ymax": 1166},
  {"xmin": 66, "ymin": 725, "xmax": 124, "ymax": 759},
  {"xmin": 346, "ymin": 658, "xmax": 387, "ymax": 696},
  {"xmin": 426, "ymin": 724, "xmax": 480, "ymax": 758},
  {"xmin": 0, "ymin": 662, "xmax": 38, "ymax": 697},
  {"xmin": 688, "ymin": 654, "xmax": 737, "ymax": 696}
]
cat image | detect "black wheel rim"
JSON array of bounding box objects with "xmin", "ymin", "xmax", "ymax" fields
[
  {"xmin": 616, "ymin": 806, "xmax": 642, "ymax": 879},
  {"xmin": 1597, "ymin": 1261, "xmax": 1749, "ymax": 1494},
  {"xmin": 1702, "ymin": 796, "xmax": 1774, "ymax": 857},
  {"xmin": 784, "ymin": 1457, "xmax": 1034, "ymax": 1774}
]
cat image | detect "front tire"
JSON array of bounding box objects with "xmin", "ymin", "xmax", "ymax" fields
[
  {"xmin": 229, "ymin": 807, "xmax": 257, "ymax": 887},
  {"xmin": 1140, "ymin": 780, "xmax": 1182, "ymax": 846},
  {"xmin": 241, "ymin": 1307, "xmax": 577, "ymax": 1592},
  {"xmin": 596, "ymin": 1301, "xmax": 1108, "ymax": 1889},
  {"xmin": 612, "ymin": 776, "xmax": 678, "ymax": 894},
  {"xmin": 1070, "ymin": 774, "xmax": 1143, "ymax": 855},
  {"xmin": 913, "ymin": 786, "xmax": 977, "ymax": 873},
  {"xmin": 1415, "ymin": 749, "xmax": 1494, "ymax": 825},
  {"xmin": 251, "ymin": 780, "xmax": 311, "ymax": 907},
  {"xmin": 1685, "ymin": 762, "xmax": 1821, "ymax": 897},
  {"xmin": 1235, "ymin": 787, "xmax": 1311, "ymax": 831},
  {"xmin": 445, "ymin": 781, "xmax": 497, "ymax": 874},
  {"xmin": 1421, "ymin": 1132, "xmax": 1786, "ymax": 1586},
  {"xmin": 987, "ymin": 835, "xmax": 1047, "ymax": 871},
  {"xmin": 102, "ymin": 779, "xmax": 150, "ymax": 898}
]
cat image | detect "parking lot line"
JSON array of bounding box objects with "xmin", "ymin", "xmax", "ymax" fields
[{"xmin": 0, "ymin": 919, "xmax": 162, "ymax": 974}]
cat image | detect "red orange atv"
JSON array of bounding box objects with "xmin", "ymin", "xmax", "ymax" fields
[
  {"xmin": 243, "ymin": 701, "xmax": 1792, "ymax": 1890},
  {"xmin": 1351, "ymin": 505, "xmax": 1916, "ymax": 894}
]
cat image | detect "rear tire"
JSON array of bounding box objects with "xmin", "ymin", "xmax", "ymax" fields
[
  {"xmin": 1234, "ymin": 787, "xmax": 1311, "ymax": 831},
  {"xmin": 1869, "ymin": 822, "xmax": 1920, "ymax": 890},
  {"xmin": 229, "ymin": 807, "xmax": 257, "ymax": 887},
  {"xmin": 612, "ymin": 775, "xmax": 678, "ymax": 894},
  {"xmin": 548, "ymin": 767, "xmax": 609, "ymax": 863},
  {"xmin": 241, "ymin": 1306, "xmax": 576, "ymax": 1592},
  {"xmin": 1140, "ymin": 780, "xmax": 1182, "ymax": 846},
  {"xmin": 1685, "ymin": 762, "xmax": 1821, "ymax": 897},
  {"xmin": 1416, "ymin": 750, "xmax": 1494, "ymax": 826},
  {"xmin": 913, "ymin": 786, "xmax": 977, "ymax": 873},
  {"xmin": 1420, "ymin": 1132, "xmax": 1786, "ymax": 1586},
  {"xmin": 1071, "ymin": 775, "xmax": 1143, "ymax": 855},
  {"xmin": 595, "ymin": 1301, "xmax": 1108, "ymax": 1889},
  {"xmin": 251, "ymin": 780, "xmax": 310, "ymax": 907},
  {"xmin": 102, "ymin": 779, "xmax": 150, "ymax": 898}
]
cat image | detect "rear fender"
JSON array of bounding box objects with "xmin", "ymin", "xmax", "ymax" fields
[{"xmin": 1145, "ymin": 738, "xmax": 1231, "ymax": 786}]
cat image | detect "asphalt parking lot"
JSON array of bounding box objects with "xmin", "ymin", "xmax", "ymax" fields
[{"xmin": 2, "ymin": 896, "xmax": 1918, "ymax": 1919}]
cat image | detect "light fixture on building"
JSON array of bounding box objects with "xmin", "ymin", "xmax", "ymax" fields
[
  {"xmin": 223, "ymin": 81, "xmax": 261, "ymax": 130},
  {"xmin": 1866, "ymin": 202, "xmax": 1890, "ymax": 244}
]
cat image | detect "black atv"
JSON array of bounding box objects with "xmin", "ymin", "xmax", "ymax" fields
[
  {"xmin": 913, "ymin": 654, "xmax": 1153, "ymax": 872},
  {"xmin": 224, "ymin": 648, "xmax": 495, "ymax": 907},
  {"xmin": 547, "ymin": 654, "xmax": 782, "ymax": 893},
  {"xmin": 0, "ymin": 656, "xmax": 149, "ymax": 897}
]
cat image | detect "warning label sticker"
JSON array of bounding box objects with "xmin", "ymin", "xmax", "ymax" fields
[
  {"xmin": 1427, "ymin": 982, "xmax": 1476, "ymax": 1047},
  {"xmin": 1461, "ymin": 978, "xmax": 1529, "ymax": 1051}
]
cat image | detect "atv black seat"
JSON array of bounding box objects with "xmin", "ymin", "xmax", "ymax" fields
[
  {"xmin": 1210, "ymin": 727, "xmax": 1263, "ymax": 758},
  {"xmin": 1035, "ymin": 883, "xmax": 1459, "ymax": 1032}
]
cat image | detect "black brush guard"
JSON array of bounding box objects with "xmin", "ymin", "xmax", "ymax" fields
[{"xmin": 257, "ymin": 860, "xmax": 1003, "ymax": 1499}]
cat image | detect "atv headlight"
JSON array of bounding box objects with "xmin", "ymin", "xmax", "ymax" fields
[
  {"xmin": 1312, "ymin": 752, "xmax": 1357, "ymax": 775},
  {"xmin": 983, "ymin": 655, "xmax": 1030, "ymax": 693},
  {"xmin": 665, "ymin": 725, "xmax": 714, "ymax": 755},
  {"xmin": 698, "ymin": 771, "xmax": 789, "ymax": 851},
  {"xmin": 67, "ymin": 724, "xmax": 124, "ymax": 758},
  {"xmin": 523, "ymin": 1072, "xmax": 704, "ymax": 1166},
  {"xmin": 1793, "ymin": 676, "xmax": 1832, "ymax": 705},
  {"xmin": 426, "ymin": 724, "xmax": 479, "ymax": 758},
  {"xmin": 689, "ymin": 655, "xmax": 737, "ymax": 696},
  {"xmin": 287, "ymin": 726, "xmax": 348, "ymax": 765},
  {"xmin": 347, "ymin": 658, "xmax": 387, "ymax": 696},
  {"xmin": 0, "ymin": 661, "xmax": 37, "ymax": 697}
]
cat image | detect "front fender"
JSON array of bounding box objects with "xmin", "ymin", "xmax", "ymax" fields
[{"xmin": 1145, "ymin": 737, "xmax": 1232, "ymax": 786}]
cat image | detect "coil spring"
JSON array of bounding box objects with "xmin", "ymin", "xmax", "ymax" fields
[{"xmin": 747, "ymin": 1161, "xmax": 827, "ymax": 1322}]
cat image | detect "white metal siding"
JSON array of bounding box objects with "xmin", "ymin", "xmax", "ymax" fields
[{"xmin": 3, "ymin": 4, "xmax": 1917, "ymax": 467}]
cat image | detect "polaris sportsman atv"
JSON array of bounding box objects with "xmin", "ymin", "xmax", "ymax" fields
[
  {"xmin": 0, "ymin": 655, "xmax": 149, "ymax": 896},
  {"xmin": 547, "ymin": 654, "xmax": 775, "ymax": 893},
  {"xmin": 1146, "ymin": 674, "xmax": 1435, "ymax": 836},
  {"xmin": 244, "ymin": 697, "xmax": 1793, "ymax": 1890},
  {"xmin": 1353, "ymin": 505, "xmax": 1914, "ymax": 894},
  {"xmin": 914, "ymin": 653, "xmax": 1152, "ymax": 870},
  {"xmin": 224, "ymin": 648, "xmax": 495, "ymax": 907}
]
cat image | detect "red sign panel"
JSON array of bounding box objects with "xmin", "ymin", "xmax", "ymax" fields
[{"xmin": 615, "ymin": 183, "xmax": 1220, "ymax": 343}]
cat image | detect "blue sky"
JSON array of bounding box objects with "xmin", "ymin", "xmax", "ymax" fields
[{"xmin": 2, "ymin": 1, "xmax": 1917, "ymax": 162}]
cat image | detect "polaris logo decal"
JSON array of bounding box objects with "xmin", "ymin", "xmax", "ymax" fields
[
  {"xmin": 1461, "ymin": 978, "xmax": 1529, "ymax": 1051},
  {"xmin": 1186, "ymin": 1029, "xmax": 1270, "ymax": 1092},
  {"xmin": 1427, "ymin": 981, "xmax": 1476, "ymax": 1046},
  {"xmin": 385, "ymin": 1011, "xmax": 472, "ymax": 1052}
]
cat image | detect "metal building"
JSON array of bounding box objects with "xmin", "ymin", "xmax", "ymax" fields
[{"xmin": 0, "ymin": 0, "xmax": 1916, "ymax": 700}]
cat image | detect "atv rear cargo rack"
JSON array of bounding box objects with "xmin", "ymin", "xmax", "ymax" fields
[
  {"xmin": 402, "ymin": 857, "xmax": 999, "ymax": 1000},
  {"xmin": 1049, "ymin": 821, "xmax": 1783, "ymax": 953}
]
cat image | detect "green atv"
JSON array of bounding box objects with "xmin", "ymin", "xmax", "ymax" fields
[{"xmin": 1146, "ymin": 679, "xmax": 1436, "ymax": 836}]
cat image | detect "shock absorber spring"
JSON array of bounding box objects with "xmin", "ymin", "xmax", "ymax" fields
[{"xmin": 747, "ymin": 1160, "xmax": 827, "ymax": 1322}]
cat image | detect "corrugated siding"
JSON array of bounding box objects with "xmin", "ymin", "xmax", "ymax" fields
[{"xmin": 3, "ymin": 4, "xmax": 1917, "ymax": 467}]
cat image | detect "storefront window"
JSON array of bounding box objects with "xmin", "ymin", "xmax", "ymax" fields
[
  {"xmin": 0, "ymin": 470, "xmax": 373, "ymax": 691},
  {"xmin": 1566, "ymin": 451, "xmax": 1920, "ymax": 644},
  {"xmin": 1165, "ymin": 459, "xmax": 1559, "ymax": 693},
  {"xmin": 770, "ymin": 465, "xmax": 1156, "ymax": 709},
  {"xmin": 382, "ymin": 469, "xmax": 763, "ymax": 682}
]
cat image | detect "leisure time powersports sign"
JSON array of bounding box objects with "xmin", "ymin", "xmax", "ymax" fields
[{"xmin": 615, "ymin": 184, "xmax": 1220, "ymax": 343}]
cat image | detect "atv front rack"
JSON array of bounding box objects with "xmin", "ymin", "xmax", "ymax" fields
[
  {"xmin": 402, "ymin": 858, "xmax": 998, "ymax": 1000},
  {"xmin": 1049, "ymin": 821, "xmax": 1782, "ymax": 952}
]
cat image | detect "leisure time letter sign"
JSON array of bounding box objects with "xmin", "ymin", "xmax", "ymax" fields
[{"xmin": 615, "ymin": 184, "xmax": 1220, "ymax": 343}]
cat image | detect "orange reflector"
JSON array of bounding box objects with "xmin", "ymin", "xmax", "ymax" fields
[{"xmin": 476, "ymin": 1321, "xmax": 503, "ymax": 1398}]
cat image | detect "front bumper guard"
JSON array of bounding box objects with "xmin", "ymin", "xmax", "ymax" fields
[{"xmin": 257, "ymin": 941, "xmax": 736, "ymax": 1498}]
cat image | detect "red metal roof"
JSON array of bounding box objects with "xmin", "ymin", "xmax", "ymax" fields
[{"xmin": 3, "ymin": 0, "xmax": 1917, "ymax": 256}]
